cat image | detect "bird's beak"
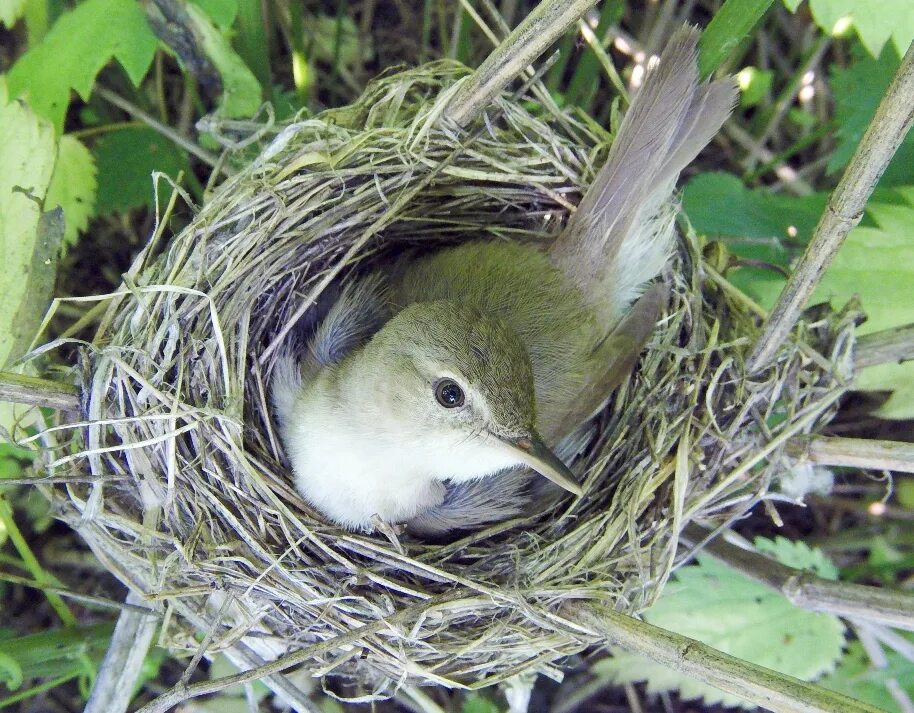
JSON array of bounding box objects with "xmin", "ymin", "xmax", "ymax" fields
[{"xmin": 494, "ymin": 431, "xmax": 583, "ymax": 496}]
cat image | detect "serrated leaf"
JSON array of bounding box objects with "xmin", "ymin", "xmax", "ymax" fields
[
  {"xmin": 44, "ymin": 134, "xmax": 97, "ymax": 249},
  {"xmin": 92, "ymin": 126, "xmax": 189, "ymax": 214},
  {"xmin": 753, "ymin": 536, "xmax": 839, "ymax": 579},
  {"xmin": 0, "ymin": 0, "xmax": 26, "ymax": 27},
  {"xmin": 185, "ymin": 3, "xmax": 261, "ymax": 118},
  {"xmin": 6, "ymin": 0, "xmax": 157, "ymax": 133},
  {"xmin": 828, "ymin": 43, "xmax": 914, "ymax": 185},
  {"xmin": 596, "ymin": 552, "xmax": 846, "ymax": 708},
  {"xmin": 0, "ymin": 94, "xmax": 59, "ymax": 369},
  {"xmin": 821, "ymin": 639, "xmax": 914, "ymax": 713},
  {"xmin": 809, "ymin": 0, "xmax": 914, "ymax": 56}
]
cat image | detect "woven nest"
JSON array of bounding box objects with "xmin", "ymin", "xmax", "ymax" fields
[{"xmin": 46, "ymin": 62, "xmax": 856, "ymax": 694}]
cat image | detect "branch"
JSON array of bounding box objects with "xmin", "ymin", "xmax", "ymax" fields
[
  {"xmin": 683, "ymin": 525, "xmax": 914, "ymax": 632},
  {"xmin": 565, "ymin": 605, "xmax": 883, "ymax": 713},
  {"xmin": 746, "ymin": 39, "xmax": 914, "ymax": 372},
  {"xmin": 855, "ymin": 322, "xmax": 914, "ymax": 369},
  {"xmin": 0, "ymin": 371, "xmax": 79, "ymax": 411},
  {"xmin": 446, "ymin": 0, "xmax": 598, "ymax": 127},
  {"xmin": 789, "ymin": 435, "xmax": 914, "ymax": 474}
]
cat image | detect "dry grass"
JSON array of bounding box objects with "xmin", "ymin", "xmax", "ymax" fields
[{"xmin": 36, "ymin": 62, "xmax": 855, "ymax": 695}]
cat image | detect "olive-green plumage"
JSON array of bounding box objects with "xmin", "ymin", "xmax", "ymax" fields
[{"xmin": 272, "ymin": 27, "xmax": 737, "ymax": 535}]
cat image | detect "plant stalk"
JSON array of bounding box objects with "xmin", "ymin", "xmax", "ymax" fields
[
  {"xmin": 446, "ymin": 0, "xmax": 599, "ymax": 126},
  {"xmin": 788, "ymin": 435, "xmax": 914, "ymax": 474},
  {"xmin": 854, "ymin": 322, "xmax": 914, "ymax": 369},
  {"xmin": 683, "ymin": 525, "xmax": 914, "ymax": 632},
  {"xmin": 746, "ymin": 39, "xmax": 914, "ymax": 372},
  {"xmin": 0, "ymin": 371, "xmax": 79, "ymax": 412},
  {"xmin": 566, "ymin": 605, "xmax": 883, "ymax": 713}
]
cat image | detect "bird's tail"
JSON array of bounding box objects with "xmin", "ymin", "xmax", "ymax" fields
[{"xmin": 548, "ymin": 26, "xmax": 737, "ymax": 331}]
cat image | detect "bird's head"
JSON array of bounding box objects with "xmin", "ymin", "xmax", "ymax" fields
[{"xmin": 353, "ymin": 300, "xmax": 581, "ymax": 495}]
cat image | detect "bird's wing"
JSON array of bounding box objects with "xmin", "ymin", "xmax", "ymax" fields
[
  {"xmin": 308, "ymin": 272, "xmax": 390, "ymax": 368},
  {"xmin": 406, "ymin": 469, "xmax": 533, "ymax": 537},
  {"xmin": 271, "ymin": 274, "xmax": 389, "ymax": 425},
  {"xmin": 551, "ymin": 284, "xmax": 667, "ymax": 440},
  {"xmin": 548, "ymin": 26, "xmax": 736, "ymax": 331}
]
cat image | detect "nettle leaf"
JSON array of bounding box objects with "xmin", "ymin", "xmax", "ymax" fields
[
  {"xmin": 0, "ymin": 0, "xmax": 26, "ymax": 28},
  {"xmin": 45, "ymin": 135, "xmax": 97, "ymax": 249},
  {"xmin": 596, "ymin": 543, "xmax": 846, "ymax": 708},
  {"xmin": 6, "ymin": 0, "xmax": 157, "ymax": 133},
  {"xmin": 808, "ymin": 0, "xmax": 914, "ymax": 57},
  {"xmin": 185, "ymin": 2, "xmax": 261, "ymax": 118},
  {"xmin": 811, "ymin": 188, "xmax": 914, "ymax": 418},
  {"xmin": 821, "ymin": 638, "xmax": 914, "ymax": 713},
  {"xmin": 754, "ymin": 536, "xmax": 839, "ymax": 579},
  {"xmin": 828, "ymin": 43, "xmax": 914, "ymax": 185},
  {"xmin": 93, "ymin": 126, "xmax": 189, "ymax": 214}
]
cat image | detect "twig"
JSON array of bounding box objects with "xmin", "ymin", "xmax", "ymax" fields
[
  {"xmin": 446, "ymin": 0, "xmax": 599, "ymax": 126},
  {"xmin": 683, "ymin": 524, "xmax": 914, "ymax": 632},
  {"xmin": 788, "ymin": 435, "xmax": 914, "ymax": 474},
  {"xmin": 564, "ymin": 605, "xmax": 883, "ymax": 713},
  {"xmin": 95, "ymin": 86, "xmax": 228, "ymax": 174},
  {"xmin": 85, "ymin": 592, "xmax": 160, "ymax": 713},
  {"xmin": 0, "ymin": 371, "xmax": 79, "ymax": 411},
  {"xmin": 855, "ymin": 322, "xmax": 914, "ymax": 369},
  {"xmin": 746, "ymin": 39, "xmax": 914, "ymax": 372}
]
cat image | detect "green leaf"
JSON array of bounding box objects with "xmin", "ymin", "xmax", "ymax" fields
[
  {"xmin": 461, "ymin": 693, "xmax": 501, "ymax": 713},
  {"xmin": 0, "ymin": 91, "xmax": 59, "ymax": 369},
  {"xmin": 93, "ymin": 126, "xmax": 189, "ymax": 214},
  {"xmin": 828, "ymin": 43, "xmax": 914, "ymax": 186},
  {"xmin": 753, "ymin": 536, "xmax": 839, "ymax": 579},
  {"xmin": 810, "ymin": 188, "xmax": 914, "ymax": 418},
  {"xmin": 185, "ymin": 2, "xmax": 261, "ymax": 118},
  {"xmin": 596, "ymin": 552, "xmax": 846, "ymax": 708},
  {"xmin": 0, "ymin": 623, "xmax": 113, "ymax": 684},
  {"xmin": 44, "ymin": 135, "xmax": 97, "ymax": 249},
  {"xmin": 0, "ymin": 0, "xmax": 26, "ymax": 27},
  {"xmin": 698, "ymin": 0, "xmax": 775, "ymax": 78},
  {"xmin": 821, "ymin": 638, "xmax": 914, "ymax": 713},
  {"xmin": 6, "ymin": 0, "xmax": 157, "ymax": 133},
  {"xmin": 735, "ymin": 66, "xmax": 773, "ymax": 107},
  {"xmin": 191, "ymin": 0, "xmax": 237, "ymax": 29},
  {"xmin": 809, "ymin": 0, "xmax": 914, "ymax": 56}
]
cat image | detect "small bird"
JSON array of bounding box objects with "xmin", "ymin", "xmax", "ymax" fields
[{"xmin": 272, "ymin": 27, "xmax": 736, "ymax": 536}]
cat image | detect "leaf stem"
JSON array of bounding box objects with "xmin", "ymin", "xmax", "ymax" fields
[
  {"xmin": 0, "ymin": 372, "xmax": 79, "ymax": 412},
  {"xmin": 788, "ymin": 435, "xmax": 914, "ymax": 474},
  {"xmin": 854, "ymin": 322, "xmax": 914, "ymax": 369}
]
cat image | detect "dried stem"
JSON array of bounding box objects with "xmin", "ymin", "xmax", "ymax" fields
[
  {"xmin": 85, "ymin": 592, "xmax": 160, "ymax": 713},
  {"xmin": 789, "ymin": 435, "xmax": 914, "ymax": 474},
  {"xmin": 855, "ymin": 322, "xmax": 914, "ymax": 369},
  {"xmin": 565, "ymin": 605, "xmax": 883, "ymax": 713},
  {"xmin": 747, "ymin": 39, "xmax": 914, "ymax": 372},
  {"xmin": 683, "ymin": 525, "xmax": 914, "ymax": 632},
  {"xmin": 0, "ymin": 371, "xmax": 79, "ymax": 412},
  {"xmin": 446, "ymin": 0, "xmax": 598, "ymax": 126}
]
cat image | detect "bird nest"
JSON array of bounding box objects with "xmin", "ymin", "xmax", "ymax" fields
[{"xmin": 43, "ymin": 62, "xmax": 855, "ymax": 695}]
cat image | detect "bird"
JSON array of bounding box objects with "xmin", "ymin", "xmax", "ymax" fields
[{"xmin": 271, "ymin": 26, "xmax": 736, "ymax": 537}]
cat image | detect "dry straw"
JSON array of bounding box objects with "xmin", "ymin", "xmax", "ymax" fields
[{"xmin": 40, "ymin": 62, "xmax": 853, "ymax": 696}]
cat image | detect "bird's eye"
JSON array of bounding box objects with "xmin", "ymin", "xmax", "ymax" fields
[{"xmin": 434, "ymin": 379, "xmax": 465, "ymax": 408}]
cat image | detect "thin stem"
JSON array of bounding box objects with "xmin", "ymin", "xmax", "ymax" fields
[
  {"xmin": 683, "ymin": 525, "xmax": 914, "ymax": 632},
  {"xmin": 746, "ymin": 39, "xmax": 914, "ymax": 372},
  {"xmin": 446, "ymin": 0, "xmax": 599, "ymax": 126},
  {"xmin": 0, "ymin": 371, "xmax": 79, "ymax": 411},
  {"xmin": 564, "ymin": 605, "xmax": 883, "ymax": 713},
  {"xmin": 95, "ymin": 86, "xmax": 227, "ymax": 174},
  {"xmin": 789, "ymin": 435, "xmax": 914, "ymax": 474},
  {"xmin": 855, "ymin": 322, "xmax": 914, "ymax": 369},
  {"xmin": 85, "ymin": 593, "xmax": 160, "ymax": 713}
]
